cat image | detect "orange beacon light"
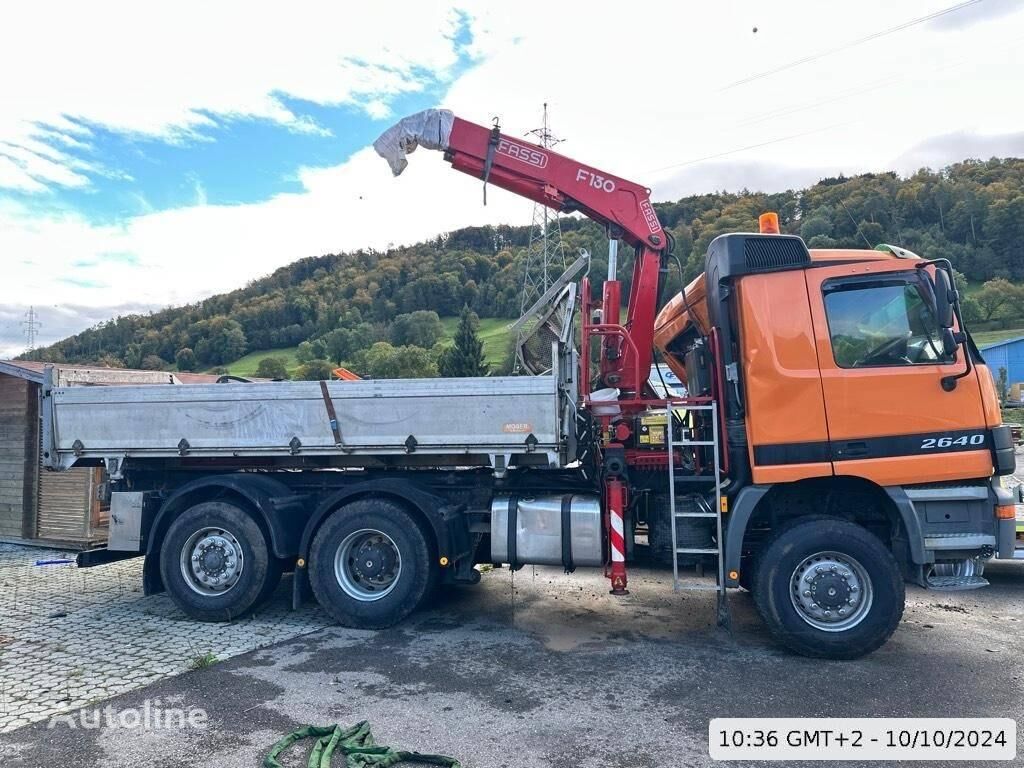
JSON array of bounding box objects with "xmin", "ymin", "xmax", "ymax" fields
[{"xmin": 759, "ymin": 212, "xmax": 780, "ymax": 234}]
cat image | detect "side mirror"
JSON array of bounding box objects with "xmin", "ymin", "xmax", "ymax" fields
[
  {"xmin": 941, "ymin": 327, "xmax": 958, "ymax": 357},
  {"xmin": 932, "ymin": 269, "xmax": 955, "ymax": 328}
]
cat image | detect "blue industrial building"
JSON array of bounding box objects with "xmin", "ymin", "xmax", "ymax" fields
[{"xmin": 981, "ymin": 335, "xmax": 1024, "ymax": 396}]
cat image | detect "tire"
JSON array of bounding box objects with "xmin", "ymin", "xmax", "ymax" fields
[
  {"xmin": 752, "ymin": 517, "xmax": 904, "ymax": 660},
  {"xmin": 309, "ymin": 498, "xmax": 436, "ymax": 629},
  {"xmin": 159, "ymin": 501, "xmax": 280, "ymax": 622}
]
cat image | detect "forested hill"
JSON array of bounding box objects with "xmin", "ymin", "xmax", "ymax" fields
[{"xmin": 29, "ymin": 157, "xmax": 1024, "ymax": 372}]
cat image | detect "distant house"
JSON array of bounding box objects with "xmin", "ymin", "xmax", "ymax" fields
[
  {"xmin": 980, "ymin": 337, "xmax": 1024, "ymax": 401},
  {"xmin": 0, "ymin": 361, "xmax": 219, "ymax": 549}
]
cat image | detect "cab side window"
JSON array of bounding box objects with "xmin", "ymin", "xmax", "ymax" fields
[{"xmin": 823, "ymin": 277, "xmax": 954, "ymax": 368}]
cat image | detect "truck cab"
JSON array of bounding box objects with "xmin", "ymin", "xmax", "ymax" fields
[{"xmin": 652, "ymin": 231, "xmax": 1017, "ymax": 631}]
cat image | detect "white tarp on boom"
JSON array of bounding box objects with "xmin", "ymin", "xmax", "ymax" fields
[{"xmin": 373, "ymin": 108, "xmax": 454, "ymax": 176}]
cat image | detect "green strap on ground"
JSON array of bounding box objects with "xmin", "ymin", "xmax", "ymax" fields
[{"xmin": 264, "ymin": 721, "xmax": 462, "ymax": 768}]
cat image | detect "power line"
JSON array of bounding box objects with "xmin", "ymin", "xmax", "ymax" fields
[
  {"xmin": 649, "ymin": 30, "xmax": 1022, "ymax": 178},
  {"xmin": 733, "ymin": 75, "xmax": 900, "ymax": 128},
  {"xmin": 645, "ymin": 119, "xmax": 858, "ymax": 175},
  {"xmin": 721, "ymin": 0, "xmax": 985, "ymax": 91}
]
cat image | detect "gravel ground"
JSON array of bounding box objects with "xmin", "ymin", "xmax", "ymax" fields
[{"xmin": 1, "ymin": 558, "xmax": 1022, "ymax": 767}]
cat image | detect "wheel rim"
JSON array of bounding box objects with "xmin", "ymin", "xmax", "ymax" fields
[
  {"xmin": 180, "ymin": 527, "xmax": 245, "ymax": 596},
  {"xmin": 789, "ymin": 550, "xmax": 873, "ymax": 632},
  {"xmin": 334, "ymin": 529, "xmax": 403, "ymax": 602}
]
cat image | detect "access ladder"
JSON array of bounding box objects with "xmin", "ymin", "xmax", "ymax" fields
[{"xmin": 665, "ymin": 400, "xmax": 729, "ymax": 628}]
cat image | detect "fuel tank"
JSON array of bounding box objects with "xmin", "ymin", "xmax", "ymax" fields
[{"xmin": 490, "ymin": 494, "xmax": 603, "ymax": 568}]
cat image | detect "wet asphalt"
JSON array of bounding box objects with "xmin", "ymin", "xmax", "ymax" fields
[{"xmin": 2, "ymin": 559, "xmax": 1023, "ymax": 768}]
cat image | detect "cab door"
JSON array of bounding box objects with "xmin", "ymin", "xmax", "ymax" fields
[{"xmin": 805, "ymin": 261, "xmax": 991, "ymax": 486}]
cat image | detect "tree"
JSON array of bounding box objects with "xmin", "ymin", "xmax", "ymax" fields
[
  {"xmin": 323, "ymin": 327, "xmax": 369, "ymax": 365},
  {"xmin": 140, "ymin": 355, "xmax": 167, "ymax": 371},
  {"xmin": 123, "ymin": 343, "xmax": 143, "ymax": 369},
  {"xmin": 296, "ymin": 338, "xmax": 327, "ymax": 364},
  {"xmin": 800, "ymin": 214, "xmax": 833, "ymax": 242},
  {"xmin": 439, "ymin": 306, "xmax": 488, "ymax": 377},
  {"xmin": 974, "ymin": 278, "xmax": 1023, "ymax": 322},
  {"xmin": 22, "ymin": 158, "xmax": 1024, "ymax": 367},
  {"xmin": 296, "ymin": 341, "xmax": 315, "ymax": 364},
  {"xmin": 194, "ymin": 317, "xmax": 247, "ymax": 365},
  {"xmin": 354, "ymin": 342, "xmax": 438, "ymax": 378},
  {"xmin": 297, "ymin": 359, "xmax": 335, "ymax": 381},
  {"xmin": 389, "ymin": 310, "xmax": 444, "ymax": 348},
  {"xmin": 175, "ymin": 348, "xmax": 197, "ymax": 371},
  {"xmin": 255, "ymin": 356, "xmax": 290, "ymax": 379}
]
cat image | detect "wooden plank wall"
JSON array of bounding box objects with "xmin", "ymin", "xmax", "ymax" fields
[
  {"xmin": 0, "ymin": 375, "xmax": 35, "ymax": 538},
  {"xmin": 0, "ymin": 370, "xmax": 112, "ymax": 547},
  {"xmin": 37, "ymin": 463, "xmax": 93, "ymax": 541}
]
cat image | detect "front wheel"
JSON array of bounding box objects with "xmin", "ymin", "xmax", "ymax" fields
[
  {"xmin": 309, "ymin": 498, "xmax": 436, "ymax": 629},
  {"xmin": 753, "ymin": 518, "xmax": 904, "ymax": 659}
]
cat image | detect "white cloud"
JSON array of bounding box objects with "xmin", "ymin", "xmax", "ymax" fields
[
  {"xmin": 2, "ymin": 0, "xmax": 1024, "ymax": 354},
  {"xmin": 0, "ymin": 157, "xmax": 47, "ymax": 193},
  {"xmin": 0, "ymin": 1, "xmax": 471, "ymax": 193}
]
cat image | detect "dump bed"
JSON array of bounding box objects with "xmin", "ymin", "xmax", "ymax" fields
[{"xmin": 43, "ymin": 372, "xmax": 571, "ymax": 472}]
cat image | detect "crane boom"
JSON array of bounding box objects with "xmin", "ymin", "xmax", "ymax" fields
[{"xmin": 375, "ymin": 109, "xmax": 668, "ymax": 399}]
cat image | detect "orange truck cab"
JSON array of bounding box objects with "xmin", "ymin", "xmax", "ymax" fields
[{"xmin": 653, "ymin": 232, "xmax": 1017, "ymax": 647}]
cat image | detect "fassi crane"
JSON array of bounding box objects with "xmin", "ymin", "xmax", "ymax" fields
[
  {"xmin": 375, "ymin": 109, "xmax": 687, "ymax": 595},
  {"xmin": 374, "ymin": 109, "xmax": 669, "ymax": 406}
]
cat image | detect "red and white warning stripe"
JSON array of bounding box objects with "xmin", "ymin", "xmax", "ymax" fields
[
  {"xmin": 606, "ymin": 479, "xmax": 628, "ymax": 593},
  {"xmin": 609, "ymin": 507, "xmax": 626, "ymax": 563}
]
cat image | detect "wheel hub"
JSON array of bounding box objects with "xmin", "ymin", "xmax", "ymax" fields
[
  {"xmin": 352, "ymin": 541, "xmax": 396, "ymax": 581},
  {"xmin": 809, "ymin": 573, "xmax": 851, "ymax": 611},
  {"xmin": 790, "ymin": 551, "xmax": 873, "ymax": 632},
  {"xmin": 200, "ymin": 544, "xmax": 227, "ymax": 575},
  {"xmin": 334, "ymin": 529, "xmax": 402, "ymax": 602},
  {"xmin": 180, "ymin": 529, "xmax": 244, "ymax": 596}
]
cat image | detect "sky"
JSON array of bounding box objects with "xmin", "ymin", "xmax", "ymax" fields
[{"xmin": 2, "ymin": 0, "xmax": 1023, "ymax": 356}]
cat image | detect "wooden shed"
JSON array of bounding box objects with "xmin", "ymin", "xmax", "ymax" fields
[{"xmin": 0, "ymin": 361, "xmax": 217, "ymax": 549}]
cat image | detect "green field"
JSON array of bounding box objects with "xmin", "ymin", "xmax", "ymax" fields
[
  {"xmin": 215, "ymin": 316, "xmax": 516, "ymax": 377},
  {"xmin": 439, "ymin": 316, "xmax": 514, "ymax": 368},
  {"xmin": 971, "ymin": 328, "xmax": 1024, "ymax": 346},
  {"xmin": 219, "ymin": 346, "xmax": 302, "ymax": 377}
]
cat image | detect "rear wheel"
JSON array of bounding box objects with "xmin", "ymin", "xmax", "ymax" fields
[
  {"xmin": 159, "ymin": 501, "xmax": 280, "ymax": 622},
  {"xmin": 753, "ymin": 517, "xmax": 904, "ymax": 659},
  {"xmin": 309, "ymin": 498, "xmax": 436, "ymax": 629}
]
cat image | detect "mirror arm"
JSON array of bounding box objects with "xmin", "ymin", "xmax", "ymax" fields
[
  {"xmin": 939, "ymin": 264, "xmax": 972, "ymax": 392},
  {"xmin": 940, "ymin": 325, "xmax": 972, "ymax": 391},
  {"xmin": 916, "ymin": 258, "xmax": 972, "ymax": 392}
]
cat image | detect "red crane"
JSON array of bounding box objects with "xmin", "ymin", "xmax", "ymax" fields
[
  {"xmin": 376, "ymin": 109, "xmax": 676, "ymax": 594},
  {"xmin": 375, "ymin": 109, "xmax": 669, "ymax": 404}
]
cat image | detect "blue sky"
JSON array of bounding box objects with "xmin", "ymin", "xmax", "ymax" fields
[
  {"xmin": 3, "ymin": 18, "xmax": 474, "ymax": 225},
  {"xmin": 1, "ymin": 0, "xmax": 1023, "ymax": 355}
]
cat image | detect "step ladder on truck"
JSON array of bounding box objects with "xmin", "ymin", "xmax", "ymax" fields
[
  {"xmin": 42, "ymin": 108, "xmax": 1020, "ymax": 661},
  {"xmin": 666, "ymin": 399, "xmax": 728, "ymax": 627}
]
